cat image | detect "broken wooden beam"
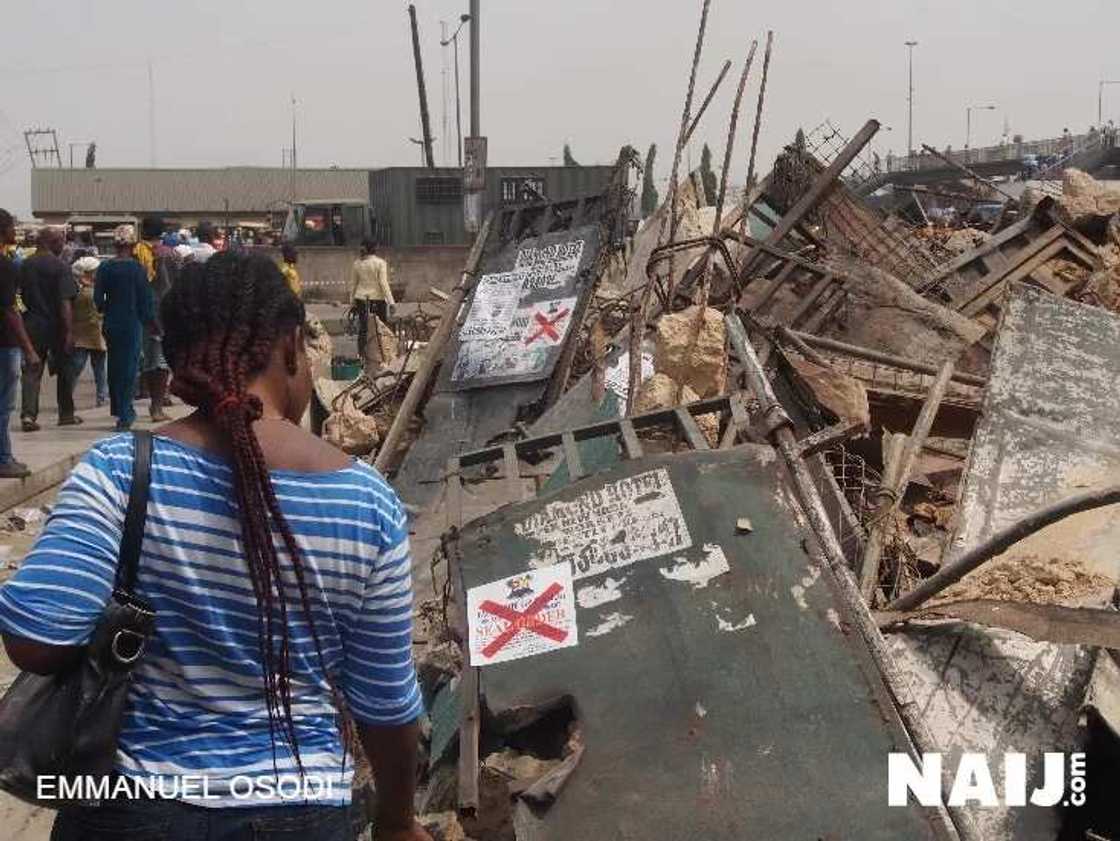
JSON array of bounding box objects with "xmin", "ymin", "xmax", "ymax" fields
[
  {"xmin": 736, "ymin": 119, "xmax": 880, "ymax": 285},
  {"xmin": 788, "ymin": 331, "xmax": 987, "ymax": 388},
  {"xmin": 858, "ymin": 360, "xmax": 955, "ymax": 602},
  {"xmin": 375, "ymin": 216, "xmax": 492, "ymax": 473}
]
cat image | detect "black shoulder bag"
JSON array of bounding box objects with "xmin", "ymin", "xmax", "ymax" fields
[{"xmin": 0, "ymin": 431, "xmax": 156, "ymax": 807}]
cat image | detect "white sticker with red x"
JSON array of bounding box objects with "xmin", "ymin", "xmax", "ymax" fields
[{"xmin": 466, "ymin": 564, "xmax": 579, "ymax": 667}]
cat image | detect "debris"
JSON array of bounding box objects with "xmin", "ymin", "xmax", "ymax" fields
[
  {"xmin": 652, "ymin": 304, "xmax": 727, "ymax": 398},
  {"xmin": 735, "ymin": 517, "xmax": 753, "ymax": 534},
  {"xmin": 481, "ymin": 749, "xmax": 562, "ymax": 791},
  {"xmin": 418, "ymin": 811, "xmax": 468, "ymax": 841},
  {"xmin": 785, "ymin": 357, "xmax": 870, "ymax": 429},
  {"xmin": 322, "ymin": 400, "xmax": 381, "ymax": 455},
  {"xmin": 1055, "ymin": 169, "xmax": 1120, "ymax": 231},
  {"xmin": 942, "ymin": 227, "xmax": 992, "ymax": 255},
  {"xmin": 930, "ymin": 555, "xmax": 1113, "ymax": 607},
  {"xmin": 303, "ymin": 314, "xmax": 334, "ymax": 379},
  {"xmin": 416, "ymin": 640, "xmax": 463, "ymax": 698},
  {"xmin": 631, "ymin": 373, "xmax": 719, "ymax": 445}
]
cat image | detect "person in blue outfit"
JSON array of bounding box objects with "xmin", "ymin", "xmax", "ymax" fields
[
  {"xmin": 94, "ymin": 224, "xmax": 156, "ymax": 431},
  {"xmin": 0, "ymin": 253, "xmax": 430, "ymax": 841}
]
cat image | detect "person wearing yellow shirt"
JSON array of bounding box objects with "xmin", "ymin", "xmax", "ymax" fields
[
  {"xmin": 349, "ymin": 240, "xmax": 394, "ymax": 363},
  {"xmin": 279, "ymin": 244, "xmax": 301, "ymax": 298}
]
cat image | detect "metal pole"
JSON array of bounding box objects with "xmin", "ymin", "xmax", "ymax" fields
[
  {"xmin": 965, "ymin": 106, "xmax": 970, "ymax": 151},
  {"xmin": 454, "ymin": 33, "xmax": 463, "ymax": 166},
  {"xmin": 408, "ymin": 4, "xmax": 435, "ymax": 169},
  {"xmin": 682, "ymin": 59, "xmax": 732, "ymax": 146},
  {"xmin": 725, "ymin": 313, "xmax": 975, "ymax": 841},
  {"xmin": 905, "ymin": 41, "xmax": 917, "ymax": 159},
  {"xmin": 470, "ymin": 0, "xmax": 480, "ymax": 137},
  {"xmin": 626, "ymin": 0, "xmax": 712, "ymax": 414}
]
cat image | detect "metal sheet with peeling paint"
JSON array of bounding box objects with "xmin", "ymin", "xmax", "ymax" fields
[
  {"xmin": 889, "ymin": 284, "xmax": 1120, "ymax": 841},
  {"xmin": 451, "ymin": 447, "xmax": 945, "ymax": 840}
]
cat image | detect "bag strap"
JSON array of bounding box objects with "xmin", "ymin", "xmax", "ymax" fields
[{"xmin": 114, "ymin": 430, "xmax": 153, "ymax": 595}]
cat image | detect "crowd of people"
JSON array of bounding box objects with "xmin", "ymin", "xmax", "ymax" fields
[
  {"xmin": 0, "ymin": 212, "xmax": 400, "ymax": 479},
  {"xmin": 0, "ymin": 213, "xmax": 251, "ymax": 477}
]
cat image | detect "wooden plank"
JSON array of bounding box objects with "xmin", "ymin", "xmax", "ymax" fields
[
  {"xmin": 800, "ymin": 284, "xmax": 846, "ymax": 334},
  {"xmin": 951, "ymin": 225, "xmax": 1064, "ymax": 311},
  {"xmin": 562, "ymin": 431, "xmax": 586, "ymax": 481},
  {"xmin": 960, "ymin": 237, "xmax": 1066, "ymax": 317},
  {"xmin": 919, "ymin": 212, "xmax": 1036, "ymax": 292},
  {"xmin": 752, "ymin": 259, "xmax": 799, "ymax": 315},
  {"xmin": 675, "ymin": 407, "xmax": 711, "ymax": 450},
  {"xmin": 785, "ymin": 273, "xmax": 835, "ymax": 329},
  {"xmin": 503, "ymin": 444, "xmax": 525, "ymax": 503},
  {"xmin": 797, "ymin": 421, "xmax": 868, "ymax": 458},
  {"xmin": 618, "ymin": 418, "xmax": 644, "ymax": 460}
]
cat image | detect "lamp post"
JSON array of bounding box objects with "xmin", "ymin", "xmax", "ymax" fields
[
  {"xmin": 441, "ymin": 14, "xmax": 471, "ymax": 167},
  {"xmin": 905, "ymin": 41, "xmax": 917, "ymax": 164},
  {"xmin": 1100, "ymin": 80, "xmax": 1120, "ymax": 127},
  {"xmin": 965, "ymin": 104, "xmax": 997, "ymax": 151}
]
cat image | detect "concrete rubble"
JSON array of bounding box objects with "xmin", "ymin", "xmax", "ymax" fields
[{"xmin": 279, "ymin": 25, "xmax": 1120, "ymax": 841}]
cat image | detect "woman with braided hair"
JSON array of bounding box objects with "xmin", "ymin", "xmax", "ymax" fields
[{"xmin": 0, "ymin": 253, "xmax": 431, "ymax": 841}]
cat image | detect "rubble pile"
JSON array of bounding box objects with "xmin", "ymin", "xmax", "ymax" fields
[{"xmin": 932, "ymin": 555, "xmax": 1114, "ymax": 607}]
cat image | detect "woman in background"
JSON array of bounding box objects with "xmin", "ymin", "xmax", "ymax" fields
[
  {"xmin": 94, "ymin": 225, "xmax": 155, "ymax": 431},
  {"xmin": 69, "ymin": 255, "xmax": 108, "ymax": 408}
]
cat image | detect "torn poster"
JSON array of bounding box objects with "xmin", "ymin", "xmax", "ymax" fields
[
  {"xmin": 467, "ymin": 563, "xmax": 579, "ymax": 667},
  {"xmin": 515, "ymin": 467, "xmax": 693, "ymax": 582}
]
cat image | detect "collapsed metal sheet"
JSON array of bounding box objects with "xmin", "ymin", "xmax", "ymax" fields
[
  {"xmin": 452, "ymin": 447, "xmax": 945, "ymax": 840},
  {"xmin": 888, "ymin": 283, "xmax": 1120, "ymax": 841},
  {"xmin": 448, "ymin": 225, "xmax": 601, "ymax": 391}
]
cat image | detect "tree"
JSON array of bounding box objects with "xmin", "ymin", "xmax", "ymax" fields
[
  {"xmin": 641, "ymin": 144, "xmax": 659, "ymax": 217},
  {"xmin": 84, "ymin": 142, "xmax": 96, "ymax": 169},
  {"xmin": 563, "ymin": 143, "xmax": 580, "ymax": 167},
  {"xmin": 699, "ymin": 143, "xmax": 717, "ymax": 206}
]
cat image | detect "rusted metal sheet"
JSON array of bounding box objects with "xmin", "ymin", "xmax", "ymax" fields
[
  {"xmin": 888, "ymin": 283, "xmax": 1120, "ymax": 841},
  {"xmin": 450, "ymin": 448, "xmax": 948, "ymax": 840}
]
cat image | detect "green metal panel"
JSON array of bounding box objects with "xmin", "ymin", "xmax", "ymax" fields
[{"xmin": 452, "ymin": 448, "xmax": 945, "ymax": 840}]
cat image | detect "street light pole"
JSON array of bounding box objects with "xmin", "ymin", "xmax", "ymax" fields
[
  {"xmin": 965, "ymin": 104, "xmax": 996, "ymax": 150},
  {"xmin": 469, "ymin": 0, "xmax": 480, "ymax": 137},
  {"xmin": 905, "ymin": 41, "xmax": 917, "ymax": 161},
  {"xmin": 1101, "ymin": 80, "xmax": 1120, "ymax": 127},
  {"xmin": 441, "ymin": 14, "xmax": 470, "ymax": 167}
]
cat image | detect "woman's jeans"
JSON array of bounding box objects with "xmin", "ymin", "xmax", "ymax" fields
[{"xmin": 51, "ymin": 797, "xmax": 355, "ymax": 841}]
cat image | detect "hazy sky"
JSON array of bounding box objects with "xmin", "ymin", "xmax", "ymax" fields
[{"xmin": 2, "ymin": 0, "xmax": 1119, "ymax": 217}]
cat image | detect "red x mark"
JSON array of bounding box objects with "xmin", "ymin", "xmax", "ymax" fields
[
  {"xmin": 525, "ymin": 308, "xmax": 570, "ymax": 345},
  {"xmin": 479, "ymin": 582, "xmax": 568, "ymax": 658}
]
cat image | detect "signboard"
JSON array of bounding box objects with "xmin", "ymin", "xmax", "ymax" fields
[
  {"xmin": 466, "ymin": 563, "xmax": 578, "ymax": 666},
  {"xmin": 514, "ymin": 467, "xmax": 693, "ymax": 582},
  {"xmin": 452, "ymin": 233, "xmax": 593, "ymax": 388}
]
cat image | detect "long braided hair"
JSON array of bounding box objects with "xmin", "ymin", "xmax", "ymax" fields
[{"xmin": 161, "ymin": 252, "xmax": 335, "ymax": 772}]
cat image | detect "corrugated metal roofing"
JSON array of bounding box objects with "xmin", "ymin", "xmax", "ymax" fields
[{"xmin": 32, "ymin": 167, "xmax": 369, "ymax": 215}]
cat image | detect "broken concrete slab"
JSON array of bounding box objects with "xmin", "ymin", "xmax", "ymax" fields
[
  {"xmin": 653, "ymin": 304, "xmax": 727, "ymax": 398},
  {"xmin": 786, "ymin": 357, "xmax": 870, "ymax": 429},
  {"xmin": 887, "ymin": 283, "xmax": 1120, "ymax": 841}
]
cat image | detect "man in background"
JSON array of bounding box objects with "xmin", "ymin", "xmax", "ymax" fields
[
  {"xmin": 349, "ymin": 240, "xmax": 394, "ymax": 363},
  {"xmin": 279, "ymin": 244, "xmax": 301, "ymax": 298},
  {"xmin": 191, "ymin": 221, "xmax": 219, "ymax": 264},
  {"xmin": 136, "ymin": 216, "xmax": 173, "ymax": 421},
  {"xmin": 19, "ymin": 226, "xmax": 79, "ymax": 430},
  {"xmin": 0, "ymin": 211, "xmax": 41, "ymax": 477}
]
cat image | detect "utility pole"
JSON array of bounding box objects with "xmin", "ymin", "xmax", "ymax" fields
[
  {"xmin": 408, "ymin": 4, "xmax": 435, "ymax": 168},
  {"xmin": 470, "ymin": 0, "xmax": 480, "ymax": 137},
  {"xmin": 289, "ymin": 94, "xmax": 297, "ymax": 203},
  {"xmin": 905, "ymin": 41, "xmax": 917, "ymax": 162}
]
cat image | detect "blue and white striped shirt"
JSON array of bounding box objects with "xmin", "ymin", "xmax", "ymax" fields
[{"xmin": 0, "ymin": 434, "xmax": 423, "ymax": 806}]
